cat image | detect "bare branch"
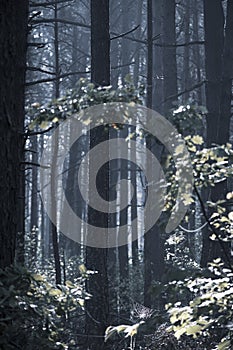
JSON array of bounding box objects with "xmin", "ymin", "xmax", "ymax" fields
[
  {"xmin": 152, "ymin": 34, "xmax": 161, "ymax": 41},
  {"xmin": 27, "ymin": 66, "xmax": 56, "ymax": 75},
  {"xmin": 21, "ymin": 161, "xmax": 50, "ymax": 169},
  {"xmin": 28, "ymin": 11, "xmax": 41, "ymax": 23},
  {"xmin": 25, "ymin": 70, "xmax": 90, "ymax": 86},
  {"xmin": 28, "ymin": 42, "xmax": 47, "ymax": 48},
  {"xmin": 111, "ymin": 31, "xmax": 146, "ymax": 44},
  {"xmin": 111, "ymin": 61, "xmax": 135, "ymax": 70},
  {"xmin": 26, "ymin": 125, "xmax": 55, "ymax": 136},
  {"xmin": 110, "ymin": 25, "xmax": 140, "ymax": 40},
  {"xmin": 32, "ymin": 18, "xmax": 90, "ymax": 29},
  {"xmin": 155, "ymin": 40, "xmax": 205, "ymax": 48},
  {"xmin": 32, "ymin": 17, "xmax": 147, "ymax": 44},
  {"xmin": 30, "ymin": 0, "xmax": 74, "ymax": 7},
  {"xmin": 162, "ymin": 80, "xmax": 206, "ymax": 104}
]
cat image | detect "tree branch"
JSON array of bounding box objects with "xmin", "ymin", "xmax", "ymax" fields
[
  {"xmin": 111, "ymin": 61, "xmax": 135, "ymax": 70},
  {"xmin": 32, "ymin": 18, "xmax": 147, "ymax": 44},
  {"xmin": 162, "ymin": 80, "xmax": 206, "ymax": 103},
  {"xmin": 32, "ymin": 18, "xmax": 90, "ymax": 29},
  {"xmin": 30, "ymin": 0, "xmax": 74, "ymax": 7},
  {"xmin": 154, "ymin": 40, "xmax": 205, "ymax": 48},
  {"xmin": 26, "ymin": 125, "xmax": 55, "ymax": 136},
  {"xmin": 152, "ymin": 34, "xmax": 161, "ymax": 41},
  {"xmin": 110, "ymin": 25, "xmax": 140, "ymax": 40},
  {"xmin": 21, "ymin": 161, "xmax": 50, "ymax": 169},
  {"xmin": 28, "ymin": 42, "xmax": 47, "ymax": 48},
  {"xmin": 25, "ymin": 70, "xmax": 90, "ymax": 86},
  {"xmin": 111, "ymin": 31, "xmax": 146, "ymax": 44},
  {"xmin": 27, "ymin": 66, "xmax": 56, "ymax": 75}
]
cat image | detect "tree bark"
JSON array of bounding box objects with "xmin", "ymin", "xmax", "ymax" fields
[
  {"xmin": 162, "ymin": 0, "xmax": 178, "ymax": 114},
  {"xmin": 0, "ymin": 1, "xmax": 28, "ymax": 268},
  {"xmin": 201, "ymin": 0, "xmax": 232, "ymax": 267},
  {"xmin": 153, "ymin": 0, "xmax": 163, "ymax": 112},
  {"xmin": 85, "ymin": 1, "xmax": 110, "ymax": 348},
  {"xmin": 147, "ymin": 0, "xmax": 153, "ymax": 109},
  {"xmin": 183, "ymin": 0, "xmax": 190, "ymax": 103}
]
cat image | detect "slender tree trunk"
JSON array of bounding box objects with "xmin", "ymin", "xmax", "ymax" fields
[
  {"xmin": 162, "ymin": 0, "xmax": 178, "ymax": 114},
  {"xmin": 219, "ymin": 0, "xmax": 233, "ymax": 144},
  {"xmin": 204, "ymin": 0, "xmax": 224, "ymax": 146},
  {"xmin": 121, "ymin": 0, "xmax": 130, "ymax": 81},
  {"xmin": 30, "ymin": 135, "xmax": 38, "ymax": 231},
  {"xmin": 144, "ymin": 137, "xmax": 164, "ymax": 308},
  {"xmin": 133, "ymin": 0, "xmax": 143, "ymax": 86},
  {"xmin": 183, "ymin": 0, "xmax": 190, "ymax": 103},
  {"xmin": 153, "ymin": 0, "xmax": 163, "ymax": 112},
  {"xmin": 85, "ymin": 1, "xmax": 110, "ymax": 348},
  {"xmin": 50, "ymin": 0, "xmax": 62, "ymax": 284},
  {"xmin": 90, "ymin": 0, "xmax": 110, "ymax": 86},
  {"xmin": 201, "ymin": 0, "xmax": 232, "ymax": 267},
  {"xmin": 0, "ymin": 1, "xmax": 28, "ymax": 268},
  {"xmin": 147, "ymin": 0, "xmax": 153, "ymax": 109},
  {"xmin": 193, "ymin": 0, "xmax": 203, "ymax": 105}
]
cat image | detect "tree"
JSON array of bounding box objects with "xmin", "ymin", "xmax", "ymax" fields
[
  {"xmin": 162, "ymin": 0, "xmax": 178, "ymax": 113},
  {"xmin": 0, "ymin": 1, "xmax": 29, "ymax": 268},
  {"xmin": 85, "ymin": 1, "xmax": 110, "ymax": 349},
  {"xmin": 201, "ymin": 0, "xmax": 233, "ymax": 267}
]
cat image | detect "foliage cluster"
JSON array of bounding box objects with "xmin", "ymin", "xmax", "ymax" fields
[
  {"xmin": 28, "ymin": 77, "xmax": 144, "ymax": 130},
  {"xmin": 0, "ymin": 265, "xmax": 88, "ymax": 350}
]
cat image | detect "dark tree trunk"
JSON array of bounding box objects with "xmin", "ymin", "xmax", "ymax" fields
[
  {"xmin": 219, "ymin": 0, "xmax": 233, "ymax": 144},
  {"xmin": 50, "ymin": 0, "xmax": 62, "ymax": 284},
  {"xmin": 204, "ymin": 0, "xmax": 224, "ymax": 146},
  {"xmin": 121, "ymin": 0, "xmax": 130, "ymax": 81},
  {"xmin": 133, "ymin": 0, "xmax": 143, "ymax": 86},
  {"xmin": 183, "ymin": 0, "xmax": 190, "ymax": 103},
  {"xmin": 144, "ymin": 137, "xmax": 164, "ymax": 308},
  {"xmin": 162, "ymin": 0, "xmax": 178, "ymax": 114},
  {"xmin": 30, "ymin": 135, "xmax": 38, "ymax": 231},
  {"xmin": 85, "ymin": 1, "xmax": 110, "ymax": 349},
  {"xmin": 201, "ymin": 0, "xmax": 233, "ymax": 267},
  {"xmin": 90, "ymin": 0, "xmax": 110, "ymax": 86},
  {"xmin": 0, "ymin": 1, "xmax": 28, "ymax": 268},
  {"xmin": 193, "ymin": 0, "xmax": 203, "ymax": 105},
  {"xmin": 153, "ymin": 0, "xmax": 163, "ymax": 112},
  {"xmin": 51, "ymin": 129, "xmax": 62, "ymax": 284},
  {"xmin": 147, "ymin": 0, "xmax": 153, "ymax": 109}
]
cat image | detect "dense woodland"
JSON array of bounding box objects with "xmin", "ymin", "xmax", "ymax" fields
[{"xmin": 0, "ymin": 0, "xmax": 233, "ymax": 349}]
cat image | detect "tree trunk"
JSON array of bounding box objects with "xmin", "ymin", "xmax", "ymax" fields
[
  {"xmin": 0, "ymin": 1, "xmax": 28, "ymax": 268},
  {"xmin": 147, "ymin": 0, "xmax": 153, "ymax": 109},
  {"xmin": 51, "ymin": 0, "xmax": 62, "ymax": 284},
  {"xmin": 162, "ymin": 0, "xmax": 178, "ymax": 114},
  {"xmin": 183, "ymin": 0, "xmax": 190, "ymax": 103},
  {"xmin": 193, "ymin": 0, "xmax": 203, "ymax": 105},
  {"xmin": 219, "ymin": 0, "xmax": 233, "ymax": 144},
  {"xmin": 133, "ymin": 0, "xmax": 143, "ymax": 86},
  {"xmin": 144, "ymin": 137, "xmax": 164, "ymax": 308},
  {"xmin": 85, "ymin": 1, "xmax": 110, "ymax": 348},
  {"xmin": 201, "ymin": 0, "xmax": 232, "ymax": 267},
  {"xmin": 153, "ymin": 0, "xmax": 163, "ymax": 113}
]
